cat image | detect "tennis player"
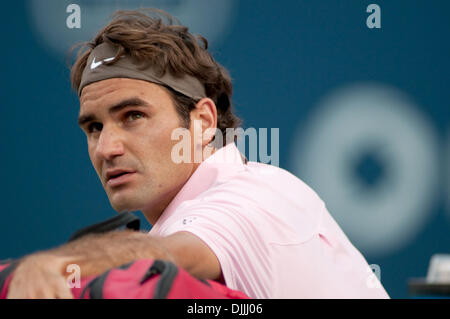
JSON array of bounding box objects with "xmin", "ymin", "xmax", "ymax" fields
[{"xmin": 7, "ymin": 9, "xmax": 389, "ymax": 299}]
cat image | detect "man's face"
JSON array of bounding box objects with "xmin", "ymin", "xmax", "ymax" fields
[{"xmin": 78, "ymin": 78, "xmax": 198, "ymax": 222}]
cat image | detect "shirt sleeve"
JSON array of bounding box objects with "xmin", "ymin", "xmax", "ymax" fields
[{"xmin": 161, "ymin": 198, "xmax": 274, "ymax": 299}]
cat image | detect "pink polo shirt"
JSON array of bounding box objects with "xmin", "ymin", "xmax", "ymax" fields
[{"xmin": 149, "ymin": 143, "xmax": 390, "ymax": 299}]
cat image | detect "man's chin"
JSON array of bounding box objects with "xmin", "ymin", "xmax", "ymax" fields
[{"xmin": 109, "ymin": 194, "xmax": 143, "ymax": 213}]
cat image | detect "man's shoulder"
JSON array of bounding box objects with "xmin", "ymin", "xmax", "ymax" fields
[
  {"xmin": 204, "ymin": 162, "xmax": 323, "ymax": 206},
  {"xmin": 183, "ymin": 162, "xmax": 324, "ymax": 239}
]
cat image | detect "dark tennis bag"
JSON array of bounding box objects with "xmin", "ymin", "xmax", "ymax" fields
[{"xmin": 0, "ymin": 213, "xmax": 249, "ymax": 299}]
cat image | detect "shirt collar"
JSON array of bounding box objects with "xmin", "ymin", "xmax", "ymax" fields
[{"xmin": 150, "ymin": 142, "xmax": 246, "ymax": 230}]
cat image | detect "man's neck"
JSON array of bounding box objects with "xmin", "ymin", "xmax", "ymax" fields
[{"xmin": 142, "ymin": 146, "xmax": 217, "ymax": 225}]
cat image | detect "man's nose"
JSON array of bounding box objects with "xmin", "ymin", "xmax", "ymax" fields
[{"xmin": 95, "ymin": 125, "xmax": 125, "ymax": 161}]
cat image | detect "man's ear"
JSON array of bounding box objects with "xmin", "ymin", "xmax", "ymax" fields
[{"xmin": 190, "ymin": 98, "xmax": 218, "ymax": 146}]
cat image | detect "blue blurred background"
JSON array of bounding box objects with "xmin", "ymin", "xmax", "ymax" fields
[{"xmin": 0, "ymin": 0, "xmax": 448, "ymax": 298}]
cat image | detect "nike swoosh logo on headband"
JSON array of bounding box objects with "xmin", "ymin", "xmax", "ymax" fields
[{"xmin": 90, "ymin": 56, "xmax": 115, "ymax": 70}]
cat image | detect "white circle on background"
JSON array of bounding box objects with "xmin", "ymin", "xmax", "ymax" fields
[
  {"xmin": 28, "ymin": 0, "xmax": 236, "ymax": 57},
  {"xmin": 289, "ymin": 83, "xmax": 440, "ymax": 257}
]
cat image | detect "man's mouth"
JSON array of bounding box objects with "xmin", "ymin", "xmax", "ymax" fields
[{"xmin": 105, "ymin": 169, "xmax": 136, "ymax": 187}]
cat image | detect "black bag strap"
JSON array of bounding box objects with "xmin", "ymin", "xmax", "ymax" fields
[
  {"xmin": 140, "ymin": 260, "xmax": 179, "ymax": 299},
  {"xmin": 80, "ymin": 262, "xmax": 135, "ymax": 299},
  {"xmin": 68, "ymin": 212, "xmax": 140, "ymax": 242},
  {"xmin": 0, "ymin": 259, "xmax": 14, "ymax": 265},
  {"xmin": 82, "ymin": 260, "xmax": 179, "ymax": 299}
]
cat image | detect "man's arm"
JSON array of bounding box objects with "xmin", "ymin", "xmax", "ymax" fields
[{"xmin": 7, "ymin": 230, "xmax": 221, "ymax": 298}]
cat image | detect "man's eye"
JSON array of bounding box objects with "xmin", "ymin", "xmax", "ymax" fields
[
  {"xmin": 87, "ymin": 122, "xmax": 102, "ymax": 133},
  {"xmin": 126, "ymin": 111, "xmax": 145, "ymax": 122}
]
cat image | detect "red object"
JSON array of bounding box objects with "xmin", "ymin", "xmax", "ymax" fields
[
  {"xmin": 0, "ymin": 261, "xmax": 15, "ymax": 299},
  {"xmin": 0, "ymin": 259, "xmax": 249, "ymax": 299}
]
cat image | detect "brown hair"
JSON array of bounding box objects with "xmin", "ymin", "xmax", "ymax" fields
[{"xmin": 70, "ymin": 9, "xmax": 241, "ymax": 146}]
